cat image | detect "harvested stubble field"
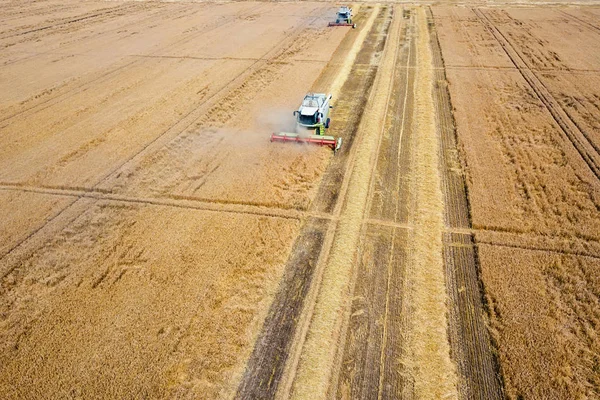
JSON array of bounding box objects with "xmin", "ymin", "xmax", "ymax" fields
[{"xmin": 2, "ymin": 0, "xmax": 600, "ymax": 399}]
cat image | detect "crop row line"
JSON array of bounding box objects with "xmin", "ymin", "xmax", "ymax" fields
[{"xmin": 476, "ymin": 239, "xmax": 600, "ymax": 260}]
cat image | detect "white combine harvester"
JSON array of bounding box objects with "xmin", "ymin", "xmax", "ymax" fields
[
  {"xmin": 271, "ymin": 93, "xmax": 342, "ymax": 153},
  {"xmin": 328, "ymin": 6, "xmax": 356, "ymax": 28}
]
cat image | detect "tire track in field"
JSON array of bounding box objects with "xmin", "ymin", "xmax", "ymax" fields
[
  {"xmin": 0, "ymin": 2, "xmax": 78, "ymax": 24},
  {"xmin": 559, "ymin": 9, "xmax": 600, "ymax": 35},
  {"xmin": 428, "ymin": 7, "xmax": 505, "ymax": 400},
  {"xmin": 473, "ymin": 8, "xmax": 600, "ymax": 181},
  {"xmin": 5, "ymin": 182, "xmax": 598, "ymax": 260},
  {"xmin": 0, "ymin": 3, "xmax": 138, "ymax": 39}
]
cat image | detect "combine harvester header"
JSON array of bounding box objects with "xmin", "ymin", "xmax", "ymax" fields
[
  {"xmin": 328, "ymin": 6, "xmax": 356, "ymax": 28},
  {"xmin": 270, "ymin": 93, "xmax": 342, "ymax": 153},
  {"xmin": 270, "ymin": 132, "xmax": 342, "ymax": 153}
]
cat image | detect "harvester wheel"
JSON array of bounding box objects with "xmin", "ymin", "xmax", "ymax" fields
[
  {"xmin": 352, "ymin": 23, "xmax": 356, "ymax": 29},
  {"xmin": 325, "ymin": 118, "xmax": 330, "ymax": 129}
]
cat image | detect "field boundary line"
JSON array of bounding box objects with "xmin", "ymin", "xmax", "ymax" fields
[{"xmin": 0, "ymin": 183, "xmax": 303, "ymax": 221}]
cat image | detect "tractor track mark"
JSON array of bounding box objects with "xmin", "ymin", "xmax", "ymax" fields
[
  {"xmin": 443, "ymin": 65, "xmax": 600, "ymax": 74},
  {"xmin": 234, "ymin": 7, "xmax": 388, "ymax": 399},
  {"xmin": 475, "ymin": 239, "xmax": 600, "ymax": 261},
  {"xmin": 473, "ymin": 8, "xmax": 600, "ymax": 182},
  {"xmin": 559, "ymin": 9, "xmax": 600, "ymax": 35},
  {"xmin": 0, "ymin": 3, "xmax": 268, "ymax": 124},
  {"xmin": 0, "ymin": 183, "xmax": 301, "ymax": 223},
  {"xmin": 0, "ymin": 3, "xmax": 139, "ymax": 39},
  {"xmin": 0, "ymin": 2, "xmax": 80, "ymax": 24},
  {"xmin": 11, "ymin": 180, "xmax": 595, "ymax": 261},
  {"xmin": 128, "ymin": 54, "xmax": 325, "ymax": 63},
  {"xmin": 2, "ymin": 52, "xmax": 327, "ymax": 64},
  {"xmin": 429, "ymin": 8, "xmax": 505, "ymax": 400},
  {"xmin": 0, "ymin": 197, "xmax": 81, "ymax": 267}
]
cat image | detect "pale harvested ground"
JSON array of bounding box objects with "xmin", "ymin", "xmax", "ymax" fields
[
  {"xmin": 0, "ymin": 1, "xmax": 349, "ymax": 398},
  {"xmin": 434, "ymin": 5, "xmax": 600, "ymax": 398}
]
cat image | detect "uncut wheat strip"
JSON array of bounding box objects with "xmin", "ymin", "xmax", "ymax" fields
[
  {"xmin": 287, "ymin": 6, "xmax": 401, "ymax": 400},
  {"xmin": 401, "ymin": 8, "xmax": 457, "ymax": 399}
]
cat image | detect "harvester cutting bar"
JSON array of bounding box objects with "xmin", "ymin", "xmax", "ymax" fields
[
  {"xmin": 271, "ymin": 132, "xmax": 342, "ymax": 153},
  {"xmin": 328, "ymin": 22, "xmax": 356, "ymax": 28}
]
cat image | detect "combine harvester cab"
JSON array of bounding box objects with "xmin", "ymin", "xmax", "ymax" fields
[
  {"xmin": 271, "ymin": 93, "xmax": 342, "ymax": 154},
  {"xmin": 328, "ymin": 6, "xmax": 356, "ymax": 28}
]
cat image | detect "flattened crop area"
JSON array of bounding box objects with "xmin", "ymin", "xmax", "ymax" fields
[
  {"xmin": 0, "ymin": 0, "xmax": 352, "ymax": 397},
  {"xmin": 434, "ymin": 6, "xmax": 600, "ymax": 398}
]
